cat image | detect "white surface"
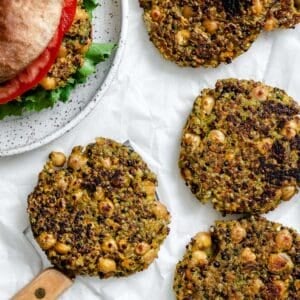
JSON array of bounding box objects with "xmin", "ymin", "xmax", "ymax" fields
[{"xmin": 0, "ymin": 1, "xmax": 300, "ymax": 299}]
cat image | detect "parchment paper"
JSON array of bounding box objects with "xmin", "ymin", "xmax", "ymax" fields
[{"xmin": 0, "ymin": 1, "xmax": 299, "ymax": 299}]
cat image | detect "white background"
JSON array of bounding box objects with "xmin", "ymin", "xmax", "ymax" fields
[{"xmin": 0, "ymin": 1, "xmax": 299, "ymax": 299}]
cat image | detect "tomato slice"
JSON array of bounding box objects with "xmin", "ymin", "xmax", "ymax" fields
[{"xmin": 0, "ymin": 0, "xmax": 77, "ymax": 104}]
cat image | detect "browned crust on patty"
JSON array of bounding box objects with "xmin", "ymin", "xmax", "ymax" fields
[
  {"xmin": 28, "ymin": 138, "xmax": 170, "ymax": 278},
  {"xmin": 174, "ymin": 216, "xmax": 300, "ymax": 299},
  {"xmin": 179, "ymin": 79, "xmax": 300, "ymax": 214},
  {"xmin": 140, "ymin": 0, "xmax": 300, "ymax": 67}
]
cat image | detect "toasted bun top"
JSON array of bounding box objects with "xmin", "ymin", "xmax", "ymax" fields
[{"xmin": 0, "ymin": 0, "xmax": 64, "ymax": 83}]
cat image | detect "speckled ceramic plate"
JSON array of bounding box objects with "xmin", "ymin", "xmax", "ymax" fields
[{"xmin": 0, "ymin": 0, "xmax": 128, "ymax": 157}]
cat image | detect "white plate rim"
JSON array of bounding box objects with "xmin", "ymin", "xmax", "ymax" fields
[{"xmin": 0, "ymin": 0, "xmax": 129, "ymax": 157}]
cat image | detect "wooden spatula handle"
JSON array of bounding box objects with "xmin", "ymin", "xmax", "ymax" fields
[{"xmin": 11, "ymin": 268, "xmax": 73, "ymax": 300}]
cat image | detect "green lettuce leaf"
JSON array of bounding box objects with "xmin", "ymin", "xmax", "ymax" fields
[
  {"xmin": 0, "ymin": 1, "xmax": 116, "ymax": 120},
  {"xmin": 83, "ymin": 0, "xmax": 99, "ymax": 18}
]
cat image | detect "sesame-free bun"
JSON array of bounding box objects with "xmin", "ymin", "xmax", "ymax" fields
[{"xmin": 0, "ymin": 0, "xmax": 64, "ymax": 83}]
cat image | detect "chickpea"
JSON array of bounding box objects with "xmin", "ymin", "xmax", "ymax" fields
[
  {"xmin": 152, "ymin": 202, "xmax": 169, "ymax": 219},
  {"xmin": 98, "ymin": 257, "xmax": 116, "ymax": 273},
  {"xmin": 295, "ymin": 0, "xmax": 300, "ymax": 10},
  {"xmin": 142, "ymin": 181, "xmax": 156, "ymax": 197},
  {"xmin": 175, "ymin": 30, "xmax": 191, "ymax": 46},
  {"xmin": 276, "ymin": 229, "xmax": 293, "ymax": 250},
  {"xmin": 182, "ymin": 6, "xmax": 194, "ymax": 18},
  {"xmin": 281, "ymin": 126, "xmax": 297, "ymax": 140},
  {"xmin": 40, "ymin": 77, "xmax": 56, "ymax": 90},
  {"xmin": 194, "ymin": 232, "xmax": 212, "ymax": 250},
  {"xmin": 208, "ymin": 130, "xmax": 226, "ymax": 143},
  {"xmin": 143, "ymin": 249, "xmax": 158, "ymax": 265},
  {"xmin": 54, "ymin": 242, "xmax": 71, "ymax": 254},
  {"xmin": 268, "ymin": 253, "xmax": 294, "ymax": 273},
  {"xmin": 201, "ymin": 95, "xmax": 215, "ymax": 115},
  {"xmin": 185, "ymin": 268, "xmax": 193, "ymax": 280},
  {"xmin": 118, "ymin": 239, "xmax": 128, "ymax": 252},
  {"xmin": 274, "ymin": 188, "xmax": 282, "ymax": 201},
  {"xmin": 295, "ymin": 279, "xmax": 300, "ymax": 290},
  {"xmin": 49, "ymin": 151, "xmax": 66, "ymax": 167},
  {"xmin": 135, "ymin": 168, "xmax": 144, "ymax": 178},
  {"xmin": 96, "ymin": 138, "xmax": 105, "ymax": 145},
  {"xmin": 190, "ymin": 250, "xmax": 208, "ymax": 267},
  {"xmin": 251, "ymin": 278, "xmax": 263, "ymax": 294},
  {"xmin": 74, "ymin": 256, "xmax": 84, "ymax": 267},
  {"xmin": 182, "ymin": 168, "xmax": 192, "ymax": 180},
  {"xmin": 252, "ymin": 0, "xmax": 263, "ymax": 14},
  {"xmin": 281, "ymin": 185, "xmax": 296, "ymax": 201},
  {"xmin": 37, "ymin": 232, "xmax": 56, "ymax": 250},
  {"xmin": 231, "ymin": 225, "xmax": 246, "ymax": 243},
  {"xmin": 251, "ymin": 85, "xmax": 268, "ymax": 100},
  {"xmin": 220, "ymin": 51, "xmax": 234, "ymax": 61},
  {"xmin": 225, "ymin": 151, "xmax": 235, "ymax": 161},
  {"xmin": 102, "ymin": 237, "xmax": 118, "ymax": 253},
  {"xmin": 286, "ymin": 119, "xmax": 299, "ymax": 131},
  {"xmin": 203, "ymin": 20, "xmax": 218, "ymax": 34},
  {"xmin": 240, "ymin": 247, "xmax": 256, "ymax": 263},
  {"xmin": 264, "ymin": 18, "xmax": 277, "ymax": 31},
  {"xmin": 72, "ymin": 190, "xmax": 83, "ymax": 201},
  {"xmin": 135, "ymin": 242, "xmax": 151, "ymax": 255},
  {"xmin": 57, "ymin": 177, "xmax": 68, "ymax": 190},
  {"xmin": 99, "ymin": 199, "xmax": 114, "ymax": 217},
  {"xmin": 184, "ymin": 133, "xmax": 201, "ymax": 148},
  {"xmin": 121, "ymin": 258, "xmax": 136, "ymax": 270},
  {"xmin": 68, "ymin": 153, "xmax": 87, "ymax": 170},
  {"xmin": 151, "ymin": 7, "xmax": 162, "ymax": 21},
  {"xmin": 94, "ymin": 186, "xmax": 105, "ymax": 201},
  {"xmin": 75, "ymin": 7, "xmax": 89, "ymax": 20},
  {"xmin": 101, "ymin": 157, "xmax": 112, "ymax": 168},
  {"xmin": 229, "ymin": 292, "xmax": 244, "ymax": 300},
  {"xmin": 256, "ymin": 138, "xmax": 273, "ymax": 155},
  {"xmin": 58, "ymin": 45, "xmax": 67, "ymax": 58},
  {"xmin": 294, "ymin": 114, "xmax": 300, "ymax": 126}
]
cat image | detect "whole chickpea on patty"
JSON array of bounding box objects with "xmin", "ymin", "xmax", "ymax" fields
[
  {"xmin": 174, "ymin": 216, "xmax": 300, "ymax": 300},
  {"xmin": 28, "ymin": 138, "xmax": 170, "ymax": 278},
  {"xmin": 179, "ymin": 79, "xmax": 300, "ymax": 214}
]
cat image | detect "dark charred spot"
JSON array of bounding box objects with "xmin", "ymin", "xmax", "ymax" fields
[
  {"xmin": 262, "ymin": 101, "xmax": 299, "ymax": 117},
  {"xmin": 222, "ymin": 0, "xmax": 242, "ymax": 16},
  {"xmin": 190, "ymin": 183, "xmax": 200, "ymax": 194},
  {"xmin": 291, "ymin": 135, "xmax": 300, "ymax": 150},
  {"xmin": 221, "ymin": 250, "xmax": 230, "ymax": 260},
  {"xmin": 81, "ymin": 181, "xmax": 96, "ymax": 193},
  {"xmin": 271, "ymin": 140, "xmax": 286, "ymax": 163},
  {"xmin": 110, "ymin": 170, "xmax": 124, "ymax": 187},
  {"xmin": 213, "ymin": 261, "xmax": 220, "ymax": 268},
  {"xmin": 226, "ymin": 114, "xmax": 238, "ymax": 125},
  {"xmin": 218, "ymin": 82, "xmax": 245, "ymax": 95},
  {"xmin": 260, "ymin": 160, "xmax": 300, "ymax": 184}
]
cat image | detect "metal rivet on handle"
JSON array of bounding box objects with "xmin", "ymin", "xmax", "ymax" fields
[{"xmin": 34, "ymin": 287, "xmax": 46, "ymax": 299}]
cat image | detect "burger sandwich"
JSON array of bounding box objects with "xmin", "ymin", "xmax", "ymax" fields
[{"xmin": 0, "ymin": 0, "xmax": 115, "ymax": 119}]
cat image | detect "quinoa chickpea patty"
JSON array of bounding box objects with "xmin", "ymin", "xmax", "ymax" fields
[
  {"xmin": 28, "ymin": 138, "xmax": 170, "ymax": 278},
  {"xmin": 264, "ymin": 0, "xmax": 300, "ymax": 30},
  {"xmin": 179, "ymin": 79, "xmax": 300, "ymax": 214},
  {"xmin": 39, "ymin": 0, "xmax": 92, "ymax": 91},
  {"xmin": 139, "ymin": 0, "xmax": 300, "ymax": 67},
  {"xmin": 174, "ymin": 216, "xmax": 300, "ymax": 300}
]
